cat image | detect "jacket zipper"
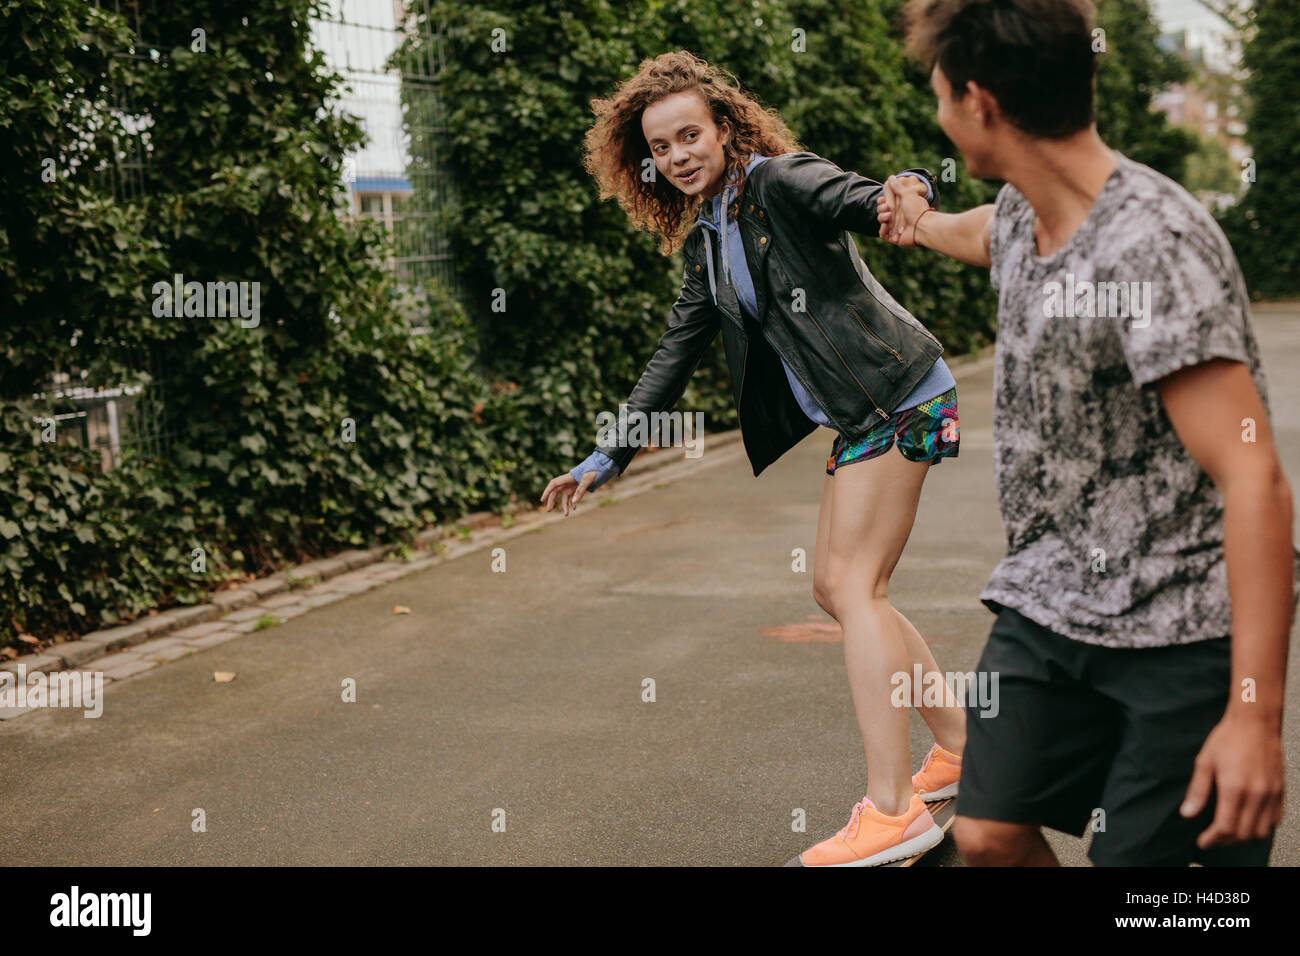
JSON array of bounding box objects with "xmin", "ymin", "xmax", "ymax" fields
[
  {"xmin": 768, "ymin": 259, "xmax": 889, "ymax": 423},
  {"xmin": 801, "ymin": 309, "xmax": 889, "ymax": 419},
  {"xmin": 839, "ymin": 232, "xmax": 934, "ymax": 357},
  {"xmin": 760, "ymin": 327, "xmax": 838, "ymax": 428},
  {"xmin": 848, "ymin": 304, "xmax": 904, "ymax": 363},
  {"xmin": 764, "ymin": 324, "xmax": 888, "ymax": 428}
]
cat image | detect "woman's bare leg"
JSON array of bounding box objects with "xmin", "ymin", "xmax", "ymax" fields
[
  {"xmin": 814, "ymin": 445, "xmax": 953, "ymax": 815},
  {"xmin": 892, "ymin": 608, "xmax": 966, "ymax": 755},
  {"xmin": 812, "ymin": 473, "xmax": 836, "ymax": 616},
  {"xmin": 812, "ymin": 451, "xmax": 966, "ymax": 796}
]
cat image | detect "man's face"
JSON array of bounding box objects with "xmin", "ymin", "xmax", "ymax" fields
[
  {"xmin": 932, "ymin": 65, "xmax": 999, "ymax": 180},
  {"xmin": 642, "ymin": 91, "xmax": 730, "ymax": 199}
]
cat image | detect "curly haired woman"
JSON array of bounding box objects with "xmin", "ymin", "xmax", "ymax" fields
[{"xmin": 540, "ymin": 50, "xmax": 965, "ymax": 866}]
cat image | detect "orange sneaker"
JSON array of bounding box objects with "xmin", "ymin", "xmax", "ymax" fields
[
  {"xmin": 912, "ymin": 743, "xmax": 961, "ymax": 802},
  {"xmin": 798, "ymin": 793, "xmax": 942, "ymax": 867}
]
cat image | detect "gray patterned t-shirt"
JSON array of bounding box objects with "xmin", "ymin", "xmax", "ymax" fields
[{"xmin": 980, "ymin": 150, "xmax": 1300, "ymax": 648}]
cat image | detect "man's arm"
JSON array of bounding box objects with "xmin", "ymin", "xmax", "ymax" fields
[
  {"xmin": 912, "ymin": 204, "xmax": 995, "ymax": 268},
  {"xmin": 1157, "ymin": 357, "xmax": 1293, "ymax": 844},
  {"xmin": 876, "ymin": 175, "xmax": 994, "ymax": 267}
]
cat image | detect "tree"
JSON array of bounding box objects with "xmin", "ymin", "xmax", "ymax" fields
[
  {"xmin": 1218, "ymin": 0, "xmax": 1299, "ymax": 297},
  {"xmin": 1094, "ymin": 0, "xmax": 1199, "ymax": 181},
  {"xmin": 1184, "ymin": 133, "xmax": 1239, "ymax": 197}
]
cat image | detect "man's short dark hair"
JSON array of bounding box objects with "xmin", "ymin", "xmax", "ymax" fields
[{"xmin": 903, "ymin": 0, "xmax": 1097, "ymax": 139}]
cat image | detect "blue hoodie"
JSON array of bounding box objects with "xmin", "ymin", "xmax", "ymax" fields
[{"xmin": 571, "ymin": 156, "xmax": 952, "ymax": 488}]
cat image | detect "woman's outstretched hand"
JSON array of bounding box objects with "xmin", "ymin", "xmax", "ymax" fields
[
  {"xmin": 876, "ymin": 175, "xmax": 932, "ymax": 246},
  {"xmin": 541, "ymin": 470, "xmax": 597, "ymax": 516}
]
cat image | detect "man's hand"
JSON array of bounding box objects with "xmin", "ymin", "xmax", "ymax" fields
[
  {"xmin": 540, "ymin": 470, "xmax": 596, "ymax": 517},
  {"xmin": 876, "ymin": 174, "xmax": 931, "ymax": 246},
  {"xmin": 1181, "ymin": 711, "xmax": 1285, "ymax": 846}
]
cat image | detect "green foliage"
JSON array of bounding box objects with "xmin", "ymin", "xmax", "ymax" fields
[
  {"xmin": 1184, "ymin": 134, "xmax": 1240, "ymax": 196},
  {"xmin": 1218, "ymin": 0, "xmax": 1300, "ymax": 298}
]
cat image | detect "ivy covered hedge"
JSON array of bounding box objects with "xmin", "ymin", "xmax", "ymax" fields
[
  {"xmin": 1, "ymin": 0, "xmax": 1203, "ymax": 648},
  {"xmin": 1, "ymin": 0, "xmax": 501, "ymax": 645}
]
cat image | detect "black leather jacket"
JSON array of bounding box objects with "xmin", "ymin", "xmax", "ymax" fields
[{"xmin": 598, "ymin": 151, "xmax": 943, "ymax": 478}]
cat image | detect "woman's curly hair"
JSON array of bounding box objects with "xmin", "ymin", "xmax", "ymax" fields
[{"xmin": 583, "ymin": 50, "xmax": 804, "ymax": 255}]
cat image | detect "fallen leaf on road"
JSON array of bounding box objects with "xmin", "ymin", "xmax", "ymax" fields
[
  {"xmin": 153, "ymin": 808, "xmax": 162, "ymax": 814},
  {"xmin": 213, "ymin": 671, "xmax": 237, "ymax": 683},
  {"xmin": 392, "ymin": 605, "xmax": 411, "ymax": 615}
]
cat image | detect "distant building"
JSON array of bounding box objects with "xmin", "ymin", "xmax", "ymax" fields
[
  {"xmin": 313, "ymin": 0, "xmax": 410, "ymax": 225},
  {"xmin": 351, "ymin": 176, "xmax": 414, "ymax": 230},
  {"xmin": 1154, "ymin": 29, "xmax": 1250, "ymax": 165}
]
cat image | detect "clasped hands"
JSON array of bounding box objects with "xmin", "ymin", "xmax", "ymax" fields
[{"xmin": 876, "ymin": 174, "xmax": 933, "ymax": 247}]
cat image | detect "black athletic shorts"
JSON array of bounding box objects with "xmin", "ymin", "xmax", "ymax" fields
[{"xmin": 956, "ymin": 604, "xmax": 1274, "ymax": 866}]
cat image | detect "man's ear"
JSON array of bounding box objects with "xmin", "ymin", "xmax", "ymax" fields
[{"xmin": 966, "ymin": 81, "xmax": 999, "ymax": 127}]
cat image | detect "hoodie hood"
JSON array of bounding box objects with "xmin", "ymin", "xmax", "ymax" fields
[{"xmin": 697, "ymin": 153, "xmax": 770, "ymax": 306}]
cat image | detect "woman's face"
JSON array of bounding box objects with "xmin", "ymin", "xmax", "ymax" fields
[{"xmin": 641, "ymin": 90, "xmax": 731, "ymax": 200}]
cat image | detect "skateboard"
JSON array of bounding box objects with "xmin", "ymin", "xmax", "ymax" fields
[{"xmin": 784, "ymin": 796, "xmax": 956, "ymax": 867}]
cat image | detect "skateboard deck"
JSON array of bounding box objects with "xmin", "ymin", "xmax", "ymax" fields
[
  {"xmin": 783, "ymin": 796, "xmax": 956, "ymax": 867},
  {"xmin": 884, "ymin": 796, "xmax": 956, "ymax": 867}
]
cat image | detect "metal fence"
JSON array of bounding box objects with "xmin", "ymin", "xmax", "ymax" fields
[
  {"xmin": 314, "ymin": 0, "xmax": 465, "ymax": 314},
  {"xmin": 33, "ymin": 359, "xmax": 170, "ymax": 473}
]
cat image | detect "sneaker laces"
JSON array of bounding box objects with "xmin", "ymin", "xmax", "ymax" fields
[
  {"xmin": 915, "ymin": 747, "xmax": 934, "ymax": 781},
  {"xmin": 838, "ymin": 798, "xmax": 872, "ymax": 840}
]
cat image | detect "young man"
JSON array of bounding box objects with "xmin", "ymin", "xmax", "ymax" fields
[{"xmin": 876, "ymin": 0, "xmax": 1298, "ymax": 865}]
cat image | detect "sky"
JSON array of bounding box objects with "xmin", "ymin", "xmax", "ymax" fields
[{"xmin": 1153, "ymin": 0, "xmax": 1229, "ymax": 32}]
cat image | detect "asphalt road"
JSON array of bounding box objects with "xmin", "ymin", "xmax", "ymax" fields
[{"xmin": 3, "ymin": 304, "xmax": 1298, "ymax": 867}]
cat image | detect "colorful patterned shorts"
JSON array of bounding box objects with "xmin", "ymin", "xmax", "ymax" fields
[{"xmin": 825, "ymin": 386, "xmax": 959, "ymax": 475}]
